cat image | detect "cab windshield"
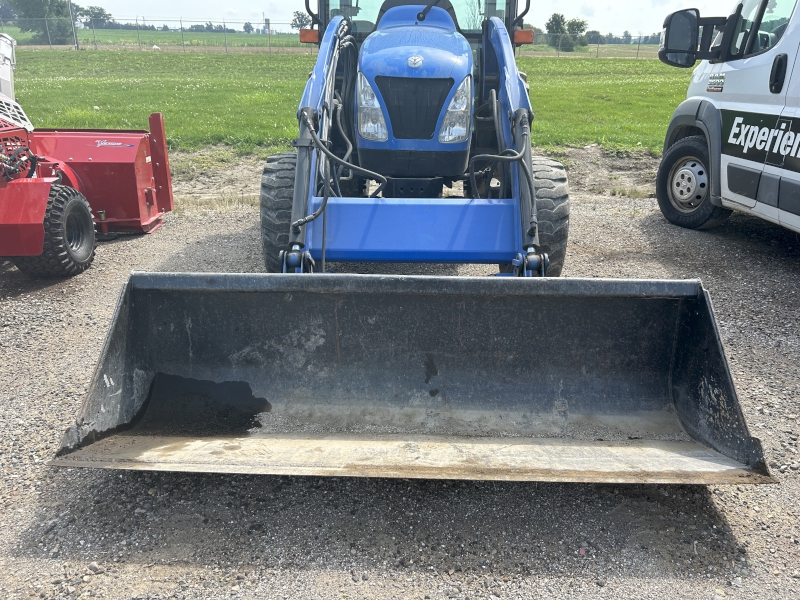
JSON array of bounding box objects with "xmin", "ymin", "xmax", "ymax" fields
[{"xmin": 327, "ymin": 0, "xmax": 513, "ymax": 35}]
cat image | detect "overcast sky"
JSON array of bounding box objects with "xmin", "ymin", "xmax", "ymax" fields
[{"xmin": 96, "ymin": 0, "xmax": 737, "ymax": 35}]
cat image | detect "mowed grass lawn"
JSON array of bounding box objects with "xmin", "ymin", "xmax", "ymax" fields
[{"xmin": 15, "ymin": 50, "xmax": 692, "ymax": 155}]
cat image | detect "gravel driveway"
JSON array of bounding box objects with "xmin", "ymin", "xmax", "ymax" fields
[{"xmin": 0, "ymin": 148, "xmax": 798, "ymax": 599}]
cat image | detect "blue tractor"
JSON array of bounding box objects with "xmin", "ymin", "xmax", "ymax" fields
[
  {"xmin": 260, "ymin": 0, "xmax": 570, "ymax": 276},
  {"xmin": 49, "ymin": 0, "xmax": 773, "ymax": 486}
]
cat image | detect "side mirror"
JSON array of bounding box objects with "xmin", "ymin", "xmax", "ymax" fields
[{"xmin": 659, "ymin": 9, "xmax": 699, "ymax": 67}]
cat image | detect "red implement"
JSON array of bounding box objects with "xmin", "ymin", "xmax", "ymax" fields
[{"xmin": 29, "ymin": 113, "xmax": 174, "ymax": 234}]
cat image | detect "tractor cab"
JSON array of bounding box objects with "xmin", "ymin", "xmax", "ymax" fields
[
  {"xmin": 319, "ymin": 0, "xmax": 524, "ymax": 42},
  {"xmin": 299, "ymin": 0, "xmax": 533, "ymax": 195}
]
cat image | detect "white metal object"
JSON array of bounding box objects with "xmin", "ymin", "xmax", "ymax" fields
[
  {"xmin": 0, "ymin": 35, "xmax": 33, "ymax": 132},
  {"xmin": 0, "ymin": 33, "xmax": 16, "ymax": 100}
]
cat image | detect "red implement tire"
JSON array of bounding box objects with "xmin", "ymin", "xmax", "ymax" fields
[{"xmin": 12, "ymin": 184, "xmax": 96, "ymax": 277}]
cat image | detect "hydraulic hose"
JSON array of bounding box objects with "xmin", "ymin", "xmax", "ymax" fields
[
  {"xmin": 333, "ymin": 96, "xmax": 354, "ymax": 183},
  {"xmin": 291, "ymin": 112, "xmax": 387, "ymax": 234},
  {"xmin": 468, "ymin": 111, "xmax": 534, "ymax": 207},
  {"xmin": 468, "ymin": 105, "xmax": 538, "ymax": 244}
]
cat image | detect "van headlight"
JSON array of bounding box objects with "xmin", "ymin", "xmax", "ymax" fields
[
  {"xmin": 357, "ymin": 72, "xmax": 388, "ymax": 141},
  {"xmin": 438, "ymin": 76, "xmax": 471, "ymax": 144}
]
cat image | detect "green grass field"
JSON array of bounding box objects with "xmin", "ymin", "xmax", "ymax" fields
[{"xmin": 15, "ymin": 50, "xmax": 691, "ymax": 155}]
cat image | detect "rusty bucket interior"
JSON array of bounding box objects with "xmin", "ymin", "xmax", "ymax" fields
[{"xmin": 52, "ymin": 273, "xmax": 773, "ymax": 484}]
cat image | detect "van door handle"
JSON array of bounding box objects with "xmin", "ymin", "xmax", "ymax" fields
[{"xmin": 770, "ymin": 53, "xmax": 788, "ymax": 93}]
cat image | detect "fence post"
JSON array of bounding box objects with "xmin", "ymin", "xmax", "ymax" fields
[
  {"xmin": 91, "ymin": 18, "xmax": 97, "ymax": 50},
  {"xmin": 636, "ymin": 36, "xmax": 641, "ymax": 59},
  {"xmin": 180, "ymin": 18, "xmax": 185, "ymax": 52},
  {"xmin": 136, "ymin": 17, "xmax": 142, "ymax": 50},
  {"xmin": 596, "ymin": 40, "xmax": 599, "ymax": 58},
  {"xmin": 44, "ymin": 18, "xmax": 53, "ymax": 49},
  {"xmin": 223, "ymin": 20, "xmax": 228, "ymax": 53},
  {"xmin": 557, "ymin": 34, "xmax": 561, "ymax": 57},
  {"xmin": 67, "ymin": 0, "xmax": 79, "ymax": 50}
]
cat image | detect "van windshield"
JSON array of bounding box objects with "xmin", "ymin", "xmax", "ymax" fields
[
  {"xmin": 329, "ymin": 0, "xmax": 512, "ymax": 35},
  {"xmin": 727, "ymin": 0, "xmax": 797, "ymax": 57}
]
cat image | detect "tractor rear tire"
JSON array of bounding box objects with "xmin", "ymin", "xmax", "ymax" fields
[
  {"xmin": 531, "ymin": 157, "xmax": 570, "ymax": 277},
  {"xmin": 12, "ymin": 184, "xmax": 96, "ymax": 278},
  {"xmin": 260, "ymin": 152, "xmax": 297, "ymax": 272}
]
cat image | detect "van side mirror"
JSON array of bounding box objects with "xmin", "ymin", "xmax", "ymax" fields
[
  {"xmin": 659, "ymin": 9, "xmax": 700, "ymax": 67},
  {"xmin": 659, "ymin": 8, "xmax": 730, "ymax": 68}
]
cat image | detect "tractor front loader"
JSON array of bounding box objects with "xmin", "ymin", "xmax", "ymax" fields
[
  {"xmin": 52, "ymin": 2, "xmax": 772, "ymax": 485},
  {"xmin": 0, "ymin": 34, "xmax": 173, "ymax": 278}
]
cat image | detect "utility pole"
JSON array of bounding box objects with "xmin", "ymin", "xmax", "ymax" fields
[
  {"xmin": 67, "ymin": 0, "xmax": 79, "ymax": 50},
  {"xmin": 266, "ymin": 18, "xmax": 271, "ymax": 53}
]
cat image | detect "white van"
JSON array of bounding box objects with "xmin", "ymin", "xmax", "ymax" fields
[{"xmin": 658, "ymin": 0, "xmax": 800, "ymax": 232}]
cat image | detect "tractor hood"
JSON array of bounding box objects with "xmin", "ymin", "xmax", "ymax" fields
[{"xmin": 359, "ymin": 6, "xmax": 471, "ymax": 82}]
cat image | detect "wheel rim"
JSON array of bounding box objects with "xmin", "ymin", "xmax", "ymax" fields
[
  {"xmin": 64, "ymin": 202, "xmax": 93, "ymax": 261},
  {"xmin": 66, "ymin": 211, "xmax": 86, "ymax": 251},
  {"xmin": 667, "ymin": 155, "xmax": 708, "ymax": 213}
]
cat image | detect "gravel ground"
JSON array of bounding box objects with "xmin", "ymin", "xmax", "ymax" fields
[{"xmin": 1, "ymin": 147, "xmax": 799, "ymax": 600}]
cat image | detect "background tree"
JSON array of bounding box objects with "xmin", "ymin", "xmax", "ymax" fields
[
  {"xmin": 586, "ymin": 30, "xmax": 605, "ymax": 44},
  {"xmin": 622, "ymin": 30, "xmax": 632, "ymax": 43},
  {"xmin": 243, "ymin": 21, "xmax": 254, "ymax": 34},
  {"xmin": 9, "ymin": 0, "xmax": 78, "ymax": 45},
  {"xmin": 544, "ymin": 13, "xmax": 566, "ymax": 35},
  {"xmin": 567, "ymin": 18, "xmax": 588, "ymax": 46},
  {"xmin": 291, "ymin": 11, "xmax": 311, "ymax": 30},
  {"xmin": 545, "ymin": 13, "xmax": 573, "ymax": 51},
  {"xmin": 0, "ymin": 0, "xmax": 17, "ymax": 22},
  {"xmin": 78, "ymin": 6, "xmax": 113, "ymax": 28}
]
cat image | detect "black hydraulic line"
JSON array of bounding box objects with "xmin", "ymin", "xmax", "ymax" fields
[
  {"xmin": 490, "ymin": 90, "xmax": 507, "ymax": 196},
  {"xmin": 291, "ymin": 113, "xmax": 387, "ymax": 234},
  {"xmin": 333, "ymin": 97, "xmax": 354, "ymax": 183},
  {"xmin": 469, "ymin": 143, "xmax": 533, "ymax": 203},
  {"xmin": 3, "ymin": 147, "xmax": 38, "ymax": 180},
  {"xmin": 321, "ymin": 156, "xmax": 331, "ymax": 272},
  {"xmin": 468, "ymin": 96, "xmax": 533, "ymax": 204},
  {"xmin": 301, "ymin": 112, "xmax": 386, "ymax": 196}
]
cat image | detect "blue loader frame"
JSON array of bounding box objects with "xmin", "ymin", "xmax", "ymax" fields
[{"xmin": 284, "ymin": 14, "xmax": 542, "ymax": 275}]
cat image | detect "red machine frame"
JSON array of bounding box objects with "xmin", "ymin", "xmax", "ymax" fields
[{"xmin": 0, "ymin": 113, "xmax": 173, "ymax": 257}]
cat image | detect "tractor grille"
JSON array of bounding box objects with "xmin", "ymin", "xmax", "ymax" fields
[{"xmin": 374, "ymin": 76, "xmax": 453, "ymax": 140}]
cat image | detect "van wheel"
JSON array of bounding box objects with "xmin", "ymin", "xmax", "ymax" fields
[{"xmin": 656, "ymin": 136, "xmax": 731, "ymax": 229}]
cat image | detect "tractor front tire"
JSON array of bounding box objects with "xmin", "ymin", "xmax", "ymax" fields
[
  {"xmin": 656, "ymin": 136, "xmax": 731, "ymax": 229},
  {"xmin": 260, "ymin": 152, "xmax": 297, "ymax": 272},
  {"xmin": 12, "ymin": 184, "xmax": 96, "ymax": 278},
  {"xmin": 531, "ymin": 157, "xmax": 570, "ymax": 277}
]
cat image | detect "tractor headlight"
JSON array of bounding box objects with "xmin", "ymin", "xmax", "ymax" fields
[
  {"xmin": 358, "ymin": 72, "xmax": 388, "ymax": 141},
  {"xmin": 438, "ymin": 76, "xmax": 471, "ymax": 144}
]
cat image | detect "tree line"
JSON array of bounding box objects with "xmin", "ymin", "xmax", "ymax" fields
[
  {"xmin": 527, "ymin": 13, "xmax": 660, "ymax": 52},
  {"xmin": 3, "ymin": 0, "xmax": 258, "ymax": 45}
]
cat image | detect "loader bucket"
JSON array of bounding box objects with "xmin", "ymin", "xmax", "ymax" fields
[{"xmin": 53, "ymin": 273, "xmax": 773, "ymax": 484}]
